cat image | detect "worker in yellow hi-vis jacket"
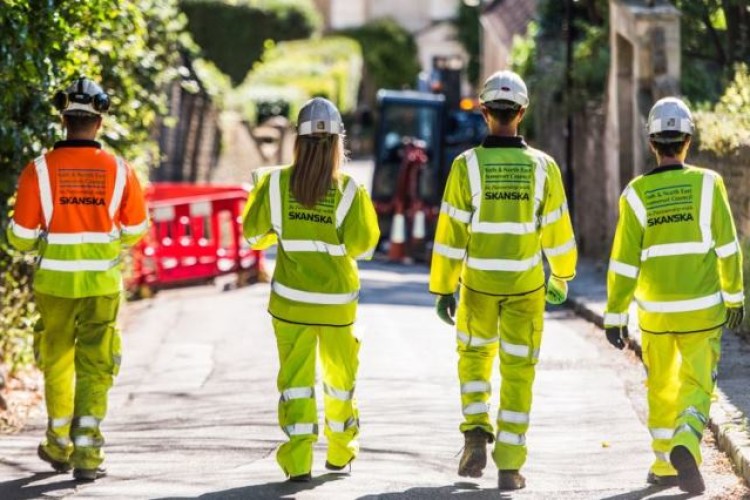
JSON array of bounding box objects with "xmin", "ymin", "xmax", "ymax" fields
[
  {"xmin": 242, "ymin": 98, "xmax": 379, "ymax": 482},
  {"xmin": 605, "ymin": 97, "xmax": 744, "ymax": 495},
  {"xmin": 429, "ymin": 70, "xmax": 577, "ymax": 491}
]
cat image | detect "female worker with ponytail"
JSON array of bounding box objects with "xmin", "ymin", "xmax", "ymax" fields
[{"xmin": 242, "ymin": 98, "xmax": 380, "ymax": 482}]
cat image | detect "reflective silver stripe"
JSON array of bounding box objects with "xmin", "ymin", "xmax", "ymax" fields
[
  {"xmin": 323, "ymin": 383, "xmax": 354, "ymax": 401},
  {"xmin": 609, "ymin": 259, "xmax": 639, "ymax": 279},
  {"xmin": 501, "ymin": 341, "xmax": 531, "ymax": 357},
  {"xmin": 456, "ymin": 330, "xmax": 499, "ymax": 347},
  {"xmin": 280, "ymin": 387, "xmax": 315, "ymax": 402},
  {"xmin": 433, "ymin": 242, "xmax": 466, "ymax": 260},
  {"xmin": 72, "ymin": 435, "xmax": 101, "ymax": 447},
  {"xmin": 463, "ymin": 402, "xmax": 490, "ymax": 415},
  {"xmin": 46, "ymin": 231, "xmax": 119, "ymax": 244},
  {"xmin": 674, "ymin": 422, "xmax": 702, "ymax": 440},
  {"xmin": 467, "ymin": 253, "xmax": 541, "ymax": 272},
  {"xmin": 723, "ymin": 290, "xmax": 745, "ymax": 303},
  {"xmin": 56, "ymin": 437, "xmax": 72, "ymax": 447},
  {"xmin": 109, "ymin": 157, "xmax": 127, "ymax": 219},
  {"xmin": 35, "ymin": 156, "xmax": 53, "ymax": 226},
  {"xmin": 282, "ymin": 240, "xmax": 347, "ymax": 256},
  {"xmin": 544, "ymin": 237, "xmax": 576, "ymax": 257},
  {"xmin": 532, "ymin": 153, "xmax": 547, "ymax": 217},
  {"xmin": 356, "ymin": 247, "xmax": 375, "ymax": 260},
  {"xmin": 122, "ymin": 219, "xmax": 148, "ymax": 235},
  {"xmin": 716, "ymin": 240, "xmax": 740, "ymax": 258},
  {"xmin": 680, "ymin": 406, "xmax": 707, "ymax": 426},
  {"xmin": 327, "ymin": 417, "xmax": 357, "ymax": 433},
  {"xmin": 10, "ymin": 221, "xmax": 39, "ymax": 239},
  {"xmin": 700, "ymin": 173, "xmax": 714, "ymax": 245},
  {"xmin": 269, "ymin": 170, "xmax": 282, "ymax": 234},
  {"xmin": 272, "ymin": 281, "xmax": 358, "ymax": 305},
  {"xmin": 654, "ymin": 451, "xmax": 670, "ymax": 463},
  {"xmin": 649, "ymin": 427, "xmax": 674, "ymax": 440},
  {"xmin": 471, "ymin": 221, "xmax": 536, "ymax": 235},
  {"xmin": 637, "ymin": 292, "xmax": 722, "ymax": 313},
  {"xmin": 465, "ymin": 150, "xmax": 482, "ymax": 210},
  {"xmin": 461, "ymin": 381, "xmax": 491, "ymax": 394},
  {"xmin": 497, "ymin": 431, "xmax": 525, "ymax": 446},
  {"xmin": 246, "ymin": 234, "xmax": 263, "ymax": 246},
  {"xmin": 540, "ymin": 202, "xmax": 568, "ymax": 227},
  {"xmin": 39, "ymin": 258, "xmax": 120, "ymax": 272},
  {"xmin": 50, "ymin": 416, "xmax": 72, "ymax": 429},
  {"xmin": 440, "ymin": 201, "xmax": 471, "ymax": 224},
  {"xmin": 336, "ymin": 179, "xmax": 357, "ymax": 229},
  {"xmin": 642, "ymin": 242, "xmax": 710, "ymax": 261},
  {"xmin": 283, "ymin": 423, "xmax": 318, "ymax": 436},
  {"xmin": 499, "ymin": 410, "xmax": 529, "ymax": 425},
  {"xmin": 624, "ymin": 187, "xmax": 647, "ymax": 227},
  {"xmin": 75, "ymin": 416, "xmax": 100, "ymax": 429},
  {"xmin": 604, "ymin": 312, "xmax": 628, "ymax": 326}
]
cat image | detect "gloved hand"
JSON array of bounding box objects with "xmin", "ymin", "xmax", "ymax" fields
[
  {"xmin": 436, "ymin": 294, "xmax": 457, "ymax": 326},
  {"xmin": 545, "ymin": 276, "xmax": 568, "ymax": 305},
  {"xmin": 605, "ymin": 326, "xmax": 629, "ymax": 350},
  {"xmin": 726, "ymin": 306, "xmax": 745, "ymax": 331}
]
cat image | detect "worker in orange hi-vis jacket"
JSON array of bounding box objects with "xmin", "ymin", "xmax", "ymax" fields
[{"xmin": 6, "ymin": 77, "xmax": 148, "ymax": 482}]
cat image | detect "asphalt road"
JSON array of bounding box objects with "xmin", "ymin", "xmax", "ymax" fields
[{"xmin": 0, "ymin": 259, "xmax": 747, "ymax": 499}]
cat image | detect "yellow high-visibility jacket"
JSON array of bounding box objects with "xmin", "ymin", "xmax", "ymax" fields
[
  {"xmin": 242, "ymin": 166, "xmax": 379, "ymax": 326},
  {"xmin": 605, "ymin": 164, "xmax": 744, "ymax": 333},
  {"xmin": 429, "ymin": 136, "xmax": 577, "ymax": 296}
]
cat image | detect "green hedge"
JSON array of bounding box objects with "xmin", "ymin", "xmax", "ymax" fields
[
  {"xmin": 0, "ymin": 0, "xmax": 186, "ymax": 372},
  {"xmin": 233, "ymin": 37, "xmax": 363, "ymax": 125},
  {"xmin": 180, "ymin": 0, "xmax": 321, "ymax": 85},
  {"xmin": 694, "ymin": 64, "xmax": 750, "ymax": 156}
]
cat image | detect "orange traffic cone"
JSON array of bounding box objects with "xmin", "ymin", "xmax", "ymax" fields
[{"xmin": 388, "ymin": 212, "xmax": 407, "ymax": 262}]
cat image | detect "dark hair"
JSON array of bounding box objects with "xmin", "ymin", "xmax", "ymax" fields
[
  {"xmin": 63, "ymin": 113, "xmax": 101, "ymax": 135},
  {"xmin": 485, "ymin": 106, "xmax": 522, "ymax": 126},
  {"xmin": 650, "ymin": 133, "xmax": 690, "ymax": 158}
]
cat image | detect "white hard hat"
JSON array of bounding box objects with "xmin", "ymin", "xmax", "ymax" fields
[
  {"xmin": 297, "ymin": 97, "xmax": 343, "ymax": 136},
  {"xmin": 479, "ymin": 70, "xmax": 529, "ymax": 108},
  {"xmin": 53, "ymin": 77, "xmax": 110, "ymax": 116},
  {"xmin": 647, "ymin": 97, "xmax": 694, "ymax": 140}
]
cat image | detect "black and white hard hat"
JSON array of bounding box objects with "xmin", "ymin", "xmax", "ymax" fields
[
  {"xmin": 53, "ymin": 77, "xmax": 110, "ymax": 116},
  {"xmin": 297, "ymin": 97, "xmax": 343, "ymax": 136},
  {"xmin": 648, "ymin": 97, "xmax": 694, "ymax": 141},
  {"xmin": 479, "ymin": 70, "xmax": 529, "ymax": 109}
]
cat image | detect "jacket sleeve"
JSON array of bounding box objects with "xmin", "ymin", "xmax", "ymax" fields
[
  {"xmin": 604, "ymin": 187, "xmax": 644, "ymax": 327},
  {"xmin": 340, "ymin": 182, "xmax": 380, "ymax": 260},
  {"xmin": 119, "ymin": 162, "xmax": 149, "ymax": 247},
  {"xmin": 429, "ymin": 154, "xmax": 472, "ymax": 295},
  {"xmin": 712, "ymin": 175, "xmax": 744, "ymax": 306},
  {"xmin": 242, "ymin": 173, "xmax": 278, "ymax": 250},
  {"xmin": 6, "ymin": 162, "xmax": 42, "ymax": 252},
  {"xmin": 540, "ymin": 158, "xmax": 577, "ymax": 280}
]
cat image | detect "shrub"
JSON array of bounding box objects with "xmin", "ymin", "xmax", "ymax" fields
[{"xmin": 694, "ymin": 64, "xmax": 750, "ymax": 156}]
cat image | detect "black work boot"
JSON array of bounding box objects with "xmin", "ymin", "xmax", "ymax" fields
[
  {"xmin": 670, "ymin": 445, "xmax": 705, "ymax": 494},
  {"xmin": 37, "ymin": 444, "xmax": 71, "ymax": 473},
  {"xmin": 457, "ymin": 428, "xmax": 491, "ymax": 478},
  {"xmin": 646, "ymin": 471, "xmax": 679, "ymax": 487},
  {"xmin": 325, "ymin": 458, "xmax": 353, "ymax": 473},
  {"xmin": 498, "ymin": 469, "xmax": 526, "ymax": 490},
  {"xmin": 73, "ymin": 467, "xmax": 107, "ymax": 482}
]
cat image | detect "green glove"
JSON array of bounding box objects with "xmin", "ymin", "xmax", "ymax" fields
[
  {"xmin": 726, "ymin": 305, "xmax": 745, "ymax": 331},
  {"xmin": 436, "ymin": 294, "xmax": 457, "ymax": 326},
  {"xmin": 545, "ymin": 276, "xmax": 568, "ymax": 305}
]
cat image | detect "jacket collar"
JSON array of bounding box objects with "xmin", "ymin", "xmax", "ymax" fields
[
  {"xmin": 482, "ymin": 135, "xmax": 528, "ymax": 149},
  {"xmin": 644, "ymin": 163, "xmax": 684, "ymax": 176},
  {"xmin": 53, "ymin": 139, "xmax": 102, "ymax": 149}
]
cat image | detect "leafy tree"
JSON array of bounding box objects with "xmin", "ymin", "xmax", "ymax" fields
[{"xmin": 454, "ymin": 3, "xmax": 481, "ymax": 86}]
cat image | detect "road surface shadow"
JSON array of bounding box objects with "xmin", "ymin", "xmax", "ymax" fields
[
  {"xmin": 600, "ymin": 485, "xmax": 696, "ymax": 500},
  {"xmin": 155, "ymin": 472, "xmax": 346, "ymax": 499},
  {"xmin": 0, "ymin": 471, "xmax": 78, "ymax": 500},
  {"xmin": 357, "ymin": 482, "xmax": 512, "ymax": 499}
]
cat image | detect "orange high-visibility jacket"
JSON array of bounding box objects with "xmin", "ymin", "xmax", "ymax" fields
[{"xmin": 7, "ymin": 140, "xmax": 148, "ymax": 298}]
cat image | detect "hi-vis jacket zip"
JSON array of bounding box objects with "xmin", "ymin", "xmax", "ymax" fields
[
  {"xmin": 429, "ymin": 138, "xmax": 577, "ymax": 296},
  {"xmin": 242, "ymin": 166, "xmax": 380, "ymax": 326},
  {"xmin": 7, "ymin": 140, "xmax": 148, "ymax": 298},
  {"xmin": 605, "ymin": 164, "xmax": 744, "ymax": 334}
]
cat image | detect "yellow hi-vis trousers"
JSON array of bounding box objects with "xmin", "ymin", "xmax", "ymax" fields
[
  {"xmin": 456, "ymin": 285, "xmax": 545, "ymax": 471},
  {"xmin": 273, "ymin": 318, "xmax": 361, "ymax": 477},
  {"xmin": 34, "ymin": 292, "xmax": 122, "ymax": 470},
  {"xmin": 642, "ymin": 327, "xmax": 721, "ymax": 477}
]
